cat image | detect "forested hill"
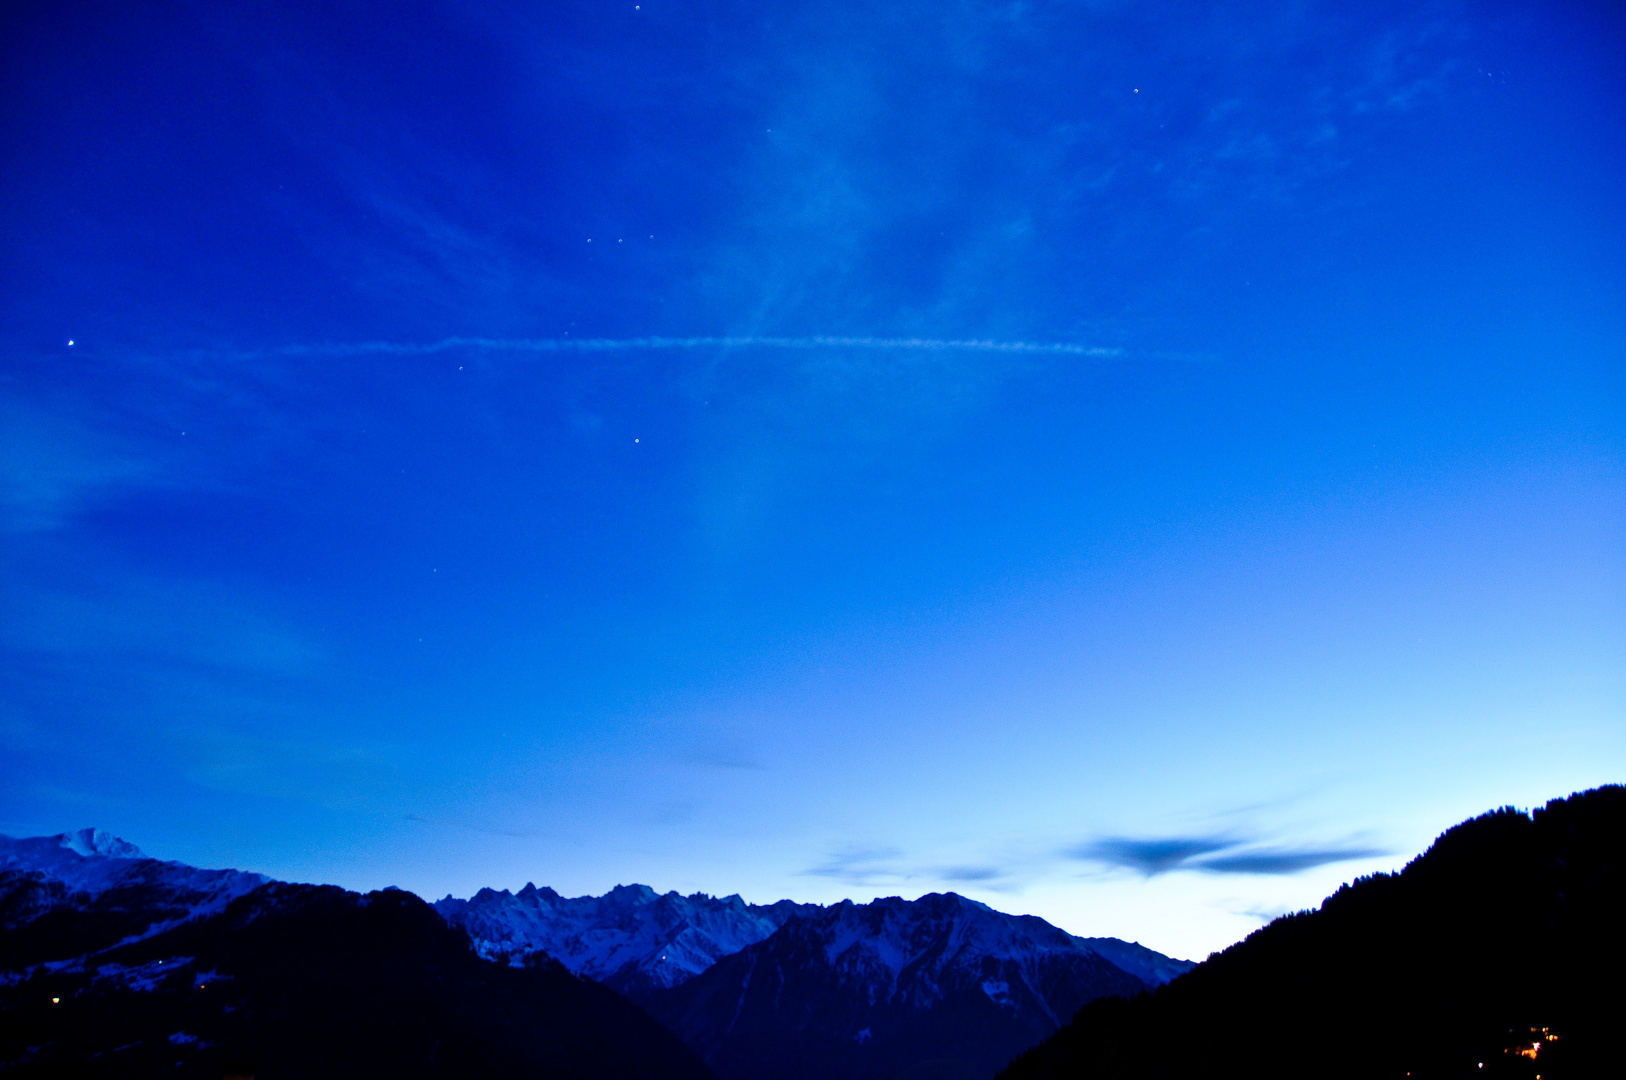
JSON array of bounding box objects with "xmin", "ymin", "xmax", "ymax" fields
[
  {"xmin": 0, "ymin": 878, "xmax": 718, "ymax": 1080},
  {"xmin": 1000, "ymin": 785, "xmax": 1624, "ymax": 1080}
]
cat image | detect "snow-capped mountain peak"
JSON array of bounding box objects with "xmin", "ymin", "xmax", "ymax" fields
[
  {"xmin": 434, "ymin": 882, "xmax": 823, "ymax": 996},
  {"xmin": 58, "ymin": 827, "xmax": 146, "ymax": 860},
  {"xmin": 0, "ymin": 828, "xmax": 154, "ymax": 896},
  {"xmin": 0, "ymin": 829, "xmax": 269, "ymax": 953},
  {"xmin": 640, "ymin": 891, "xmax": 1195, "ymax": 1080}
]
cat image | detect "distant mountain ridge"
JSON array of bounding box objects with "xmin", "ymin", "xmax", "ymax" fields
[
  {"xmin": 434, "ymin": 882, "xmax": 824, "ymax": 996},
  {"xmin": 642, "ymin": 891, "xmax": 1189, "ymax": 1080},
  {"xmin": 1, "ymin": 830, "xmax": 1192, "ymax": 1080},
  {"xmin": 431, "ymin": 882, "xmax": 1189, "ymax": 1005},
  {"xmin": 0, "ymin": 832, "xmax": 716, "ymax": 1079},
  {"xmin": 6, "ymin": 786, "xmax": 1617, "ymax": 1078},
  {"xmin": 0, "ymin": 829, "xmax": 270, "ymax": 967}
]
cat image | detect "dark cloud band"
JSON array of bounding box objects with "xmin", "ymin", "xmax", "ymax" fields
[{"xmin": 1075, "ymin": 835, "xmax": 1388, "ymax": 877}]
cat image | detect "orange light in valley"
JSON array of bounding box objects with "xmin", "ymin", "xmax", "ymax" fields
[{"xmin": 1510, "ymin": 1027, "xmax": 1558, "ymax": 1060}]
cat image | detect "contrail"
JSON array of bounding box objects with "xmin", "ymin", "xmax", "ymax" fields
[{"xmin": 269, "ymin": 335, "xmax": 1125, "ymax": 358}]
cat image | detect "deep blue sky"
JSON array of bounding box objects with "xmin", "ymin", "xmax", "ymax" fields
[{"xmin": 3, "ymin": 0, "xmax": 1622, "ymax": 955}]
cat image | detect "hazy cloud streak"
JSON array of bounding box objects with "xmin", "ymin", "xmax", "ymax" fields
[
  {"xmin": 937, "ymin": 866, "xmax": 1002, "ymax": 882},
  {"xmin": 1197, "ymin": 846, "xmax": 1389, "ymax": 875},
  {"xmin": 262, "ymin": 336, "xmax": 1126, "ymax": 359},
  {"xmin": 1074, "ymin": 837, "xmax": 1235, "ymax": 876},
  {"xmin": 799, "ymin": 845, "xmax": 912, "ymax": 886},
  {"xmin": 1075, "ymin": 835, "xmax": 1389, "ymax": 877}
]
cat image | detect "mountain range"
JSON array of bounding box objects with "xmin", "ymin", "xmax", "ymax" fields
[
  {"xmin": 0, "ymin": 830, "xmax": 1189, "ymax": 1079},
  {"xmin": 433, "ymin": 881, "xmax": 1191, "ymax": 1080},
  {"xmin": 433, "ymin": 882, "xmax": 822, "ymax": 996},
  {"xmin": 641, "ymin": 892, "xmax": 1169, "ymax": 1080},
  {"xmin": 7, "ymin": 788, "xmax": 1616, "ymax": 1079}
]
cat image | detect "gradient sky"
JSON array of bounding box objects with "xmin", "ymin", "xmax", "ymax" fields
[{"xmin": 2, "ymin": 0, "xmax": 1622, "ymax": 959}]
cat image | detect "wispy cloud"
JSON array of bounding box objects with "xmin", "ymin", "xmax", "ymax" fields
[
  {"xmin": 1197, "ymin": 846, "xmax": 1388, "ymax": 875},
  {"xmin": 258, "ymin": 336, "xmax": 1126, "ymax": 359},
  {"xmin": 1, "ymin": 574, "xmax": 318, "ymax": 677},
  {"xmin": 799, "ymin": 845, "xmax": 912, "ymax": 886},
  {"xmin": 800, "ymin": 848, "xmax": 1031, "ymax": 893},
  {"xmin": 403, "ymin": 814, "xmax": 544, "ymax": 840},
  {"xmin": 937, "ymin": 865, "xmax": 1003, "ymax": 883},
  {"xmin": 680, "ymin": 735, "xmax": 769, "ymax": 772},
  {"xmin": 0, "ymin": 402, "xmax": 160, "ymax": 533},
  {"xmin": 1073, "ymin": 834, "xmax": 1389, "ymax": 877},
  {"xmin": 1231, "ymin": 903, "xmax": 1299, "ymax": 925},
  {"xmin": 1073, "ymin": 836, "xmax": 1236, "ymax": 876}
]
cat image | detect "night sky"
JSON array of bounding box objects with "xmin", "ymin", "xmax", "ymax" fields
[{"xmin": 3, "ymin": 0, "xmax": 1622, "ymax": 958}]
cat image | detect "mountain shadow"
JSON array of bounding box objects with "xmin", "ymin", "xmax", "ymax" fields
[
  {"xmin": 1000, "ymin": 785, "xmax": 1626, "ymax": 1080},
  {"xmin": 0, "ymin": 877, "xmax": 717, "ymax": 1080},
  {"xmin": 642, "ymin": 891, "xmax": 1170, "ymax": 1080}
]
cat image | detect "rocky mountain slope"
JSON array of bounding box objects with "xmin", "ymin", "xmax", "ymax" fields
[
  {"xmin": 0, "ymin": 829, "xmax": 268, "ymax": 969},
  {"xmin": 434, "ymin": 882, "xmax": 822, "ymax": 996},
  {"xmin": 642, "ymin": 892, "xmax": 1190, "ymax": 1080}
]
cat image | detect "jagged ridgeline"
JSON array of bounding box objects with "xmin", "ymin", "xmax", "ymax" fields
[
  {"xmin": 1000, "ymin": 785, "xmax": 1625, "ymax": 1080},
  {"xmin": 432, "ymin": 882, "xmax": 824, "ymax": 996},
  {"xmin": 5, "ymin": 787, "xmax": 1617, "ymax": 1079},
  {"xmin": 1, "ymin": 831, "xmax": 1189, "ymax": 1080},
  {"xmin": 435, "ymin": 883, "xmax": 1192, "ymax": 1080},
  {"xmin": 636, "ymin": 893, "xmax": 1177, "ymax": 1080},
  {"xmin": 0, "ymin": 833, "xmax": 715, "ymax": 1080}
]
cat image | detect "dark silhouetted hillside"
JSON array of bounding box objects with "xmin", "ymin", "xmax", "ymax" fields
[
  {"xmin": 1000, "ymin": 785, "xmax": 1625, "ymax": 1080},
  {"xmin": 0, "ymin": 878, "xmax": 717, "ymax": 1080}
]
